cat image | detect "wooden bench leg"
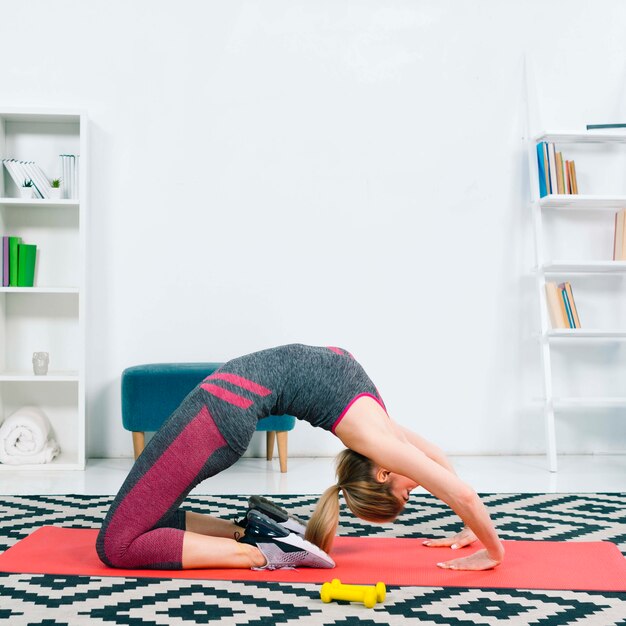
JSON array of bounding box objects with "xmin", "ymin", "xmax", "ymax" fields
[
  {"xmin": 266, "ymin": 431, "xmax": 276, "ymax": 461},
  {"xmin": 132, "ymin": 431, "xmax": 145, "ymax": 460},
  {"xmin": 276, "ymin": 431, "xmax": 288, "ymax": 473}
]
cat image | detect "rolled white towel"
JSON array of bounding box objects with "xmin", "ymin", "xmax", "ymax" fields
[{"xmin": 0, "ymin": 406, "xmax": 60, "ymax": 465}]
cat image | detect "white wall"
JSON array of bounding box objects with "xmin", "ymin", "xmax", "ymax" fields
[{"xmin": 2, "ymin": 0, "xmax": 626, "ymax": 458}]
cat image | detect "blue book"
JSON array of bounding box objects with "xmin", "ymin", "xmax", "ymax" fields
[
  {"xmin": 560, "ymin": 288, "xmax": 575, "ymax": 328},
  {"xmin": 536, "ymin": 142, "xmax": 547, "ymax": 198}
]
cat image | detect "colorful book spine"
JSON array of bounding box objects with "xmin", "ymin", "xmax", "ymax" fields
[
  {"xmin": 586, "ymin": 123, "xmax": 626, "ymax": 129},
  {"xmin": 570, "ymin": 161, "xmax": 578, "ymax": 194},
  {"xmin": 561, "ymin": 282, "xmax": 581, "ymax": 328},
  {"xmin": 542, "ymin": 143, "xmax": 550, "ymax": 194},
  {"xmin": 17, "ymin": 244, "xmax": 37, "ymax": 287},
  {"xmin": 2, "ymin": 236, "xmax": 9, "ymax": 287},
  {"xmin": 536, "ymin": 142, "xmax": 579, "ymax": 197},
  {"xmin": 545, "ymin": 282, "xmax": 568, "ymax": 329},
  {"xmin": 547, "ymin": 143, "xmax": 558, "ymax": 195},
  {"xmin": 537, "ymin": 142, "xmax": 548, "ymax": 198},
  {"xmin": 556, "ymin": 152, "xmax": 565, "ymax": 194},
  {"xmin": 8, "ymin": 236, "xmax": 22, "ymax": 287},
  {"xmin": 560, "ymin": 287, "xmax": 574, "ymax": 328},
  {"xmin": 614, "ymin": 209, "xmax": 626, "ymax": 261}
]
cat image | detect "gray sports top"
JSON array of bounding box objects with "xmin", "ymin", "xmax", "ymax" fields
[{"xmin": 196, "ymin": 343, "xmax": 385, "ymax": 455}]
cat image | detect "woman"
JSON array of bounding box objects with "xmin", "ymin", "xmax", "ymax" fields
[{"xmin": 96, "ymin": 344, "xmax": 504, "ymax": 572}]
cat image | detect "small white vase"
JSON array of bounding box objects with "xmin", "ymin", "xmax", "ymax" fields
[
  {"xmin": 19, "ymin": 187, "xmax": 35, "ymax": 199},
  {"xmin": 49, "ymin": 187, "xmax": 62, "ymax": 200},
  {"xmin": 32, "ymin": 352, "xmax": 50, "ymax": 376}
]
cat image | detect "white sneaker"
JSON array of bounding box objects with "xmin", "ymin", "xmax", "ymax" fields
[{"xmin": 239, "ymin": 510, "xmax": 335, "ymax": 570}]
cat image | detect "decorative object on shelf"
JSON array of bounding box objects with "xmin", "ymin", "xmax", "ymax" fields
[
  {"xmin": 49, "ymin": 178, "xmax": 62, "ymax": 200},
  {"xmin": 32, "ymin": 352, "xmax": 50, "ymax": 376},
  {"xmin": 0, "ymin": 405, "xmax": 60, "ymax": 465},
  {"xmin": 19, "ymin": 179, "xmax": 35, "ymax": 199}
]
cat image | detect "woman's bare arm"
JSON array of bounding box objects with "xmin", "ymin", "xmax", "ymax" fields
[
  {"xmin": 336, "ymin": 397, "xmax": 504, "ymax": 564},
  {"xmin": 390, "ymin": 422, "xmax": 458, "ymax": 475}
]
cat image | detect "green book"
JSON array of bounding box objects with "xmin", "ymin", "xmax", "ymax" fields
[
  {"xmin": 17, "ymin": 243, "xmax": 37, "ymax": 287},
  {"xmin": 8, "ymin": 236, "xmax": 22, "ymax": 287}
]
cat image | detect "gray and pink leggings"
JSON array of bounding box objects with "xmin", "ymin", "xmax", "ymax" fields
[{"xmin": 96, "ymin": 390, "xmax": 240, "ymax": 569}]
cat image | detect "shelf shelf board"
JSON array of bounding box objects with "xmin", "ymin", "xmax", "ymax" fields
[
  {"xmin": 538, "ymin": 195, "xmax": 626, "ymax": 210},
  {"xmin": 551, "ymin": 397, "xmax": 626, "ymax": 410},
  {"xmin": 0, "ymin": 198, "xmax": 79, "ymax": 209},
  {"xmin": 535, "ymin": 131, "xmax": 626, "ymax": 144},
  {"xmin": 0, "ymin": 287, "xmax": 79, "ymax": 294},
  {"xmin": 0, "ymin": 450, "xmax": 84, "ymax": 471},
  {"xmin": 547, "ymin": 329, "xmax": 626, "ymax": 340},
  {"xmin": 0, "ymin": 108, "xmax": 83, "ymax": 123},
  {"xmin": 541, "ymin": 261, "xmax": 626, "ymax": 274},
  {"xmin": 0, "ymin": 371, "xmax": 80, "ymax": 382}
]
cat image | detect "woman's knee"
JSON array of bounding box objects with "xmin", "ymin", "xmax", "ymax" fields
[{"xmin": 96, "ymin": 527, "xmax": 131, "ymax": 568}]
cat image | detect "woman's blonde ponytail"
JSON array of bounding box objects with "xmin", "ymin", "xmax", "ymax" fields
[
  {"xmin": 304, "ymin": 484, "xmax": 341, "ymax": 553},
  {"xmin": 305, "ymin": 449, "xmax": 404, "ymax": 553}
]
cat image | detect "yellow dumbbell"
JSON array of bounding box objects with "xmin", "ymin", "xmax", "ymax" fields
[{"xmin": 320, "ymin": 578, "xmax": 386, "ymax": 608}]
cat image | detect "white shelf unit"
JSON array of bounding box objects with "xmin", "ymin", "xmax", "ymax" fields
[
  {"xmin": 529, "ymin": 131, "xmax": 626, "ymax": 472},
  {"xmin": 542, "ymin": 261, "xmax": 626, "ymax": 274},
  {"xmin": 0, "ymin": 108, "xmax": 87, "ymax": 471}
]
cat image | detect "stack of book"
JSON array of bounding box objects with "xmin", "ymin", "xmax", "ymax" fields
[
  {"xmin": 545, "ymin": 282, "xmax": 581, "ymax": 329},
  {"xmin": 1, "ymin": 236, "xmax": 37, "ymax": 287},
  {"xmin": 2, "ymin": 154, "xmax": 79, "ymax": 199},
  {"xmin": 59, "ymin": 154, "xmax": 80, "ymax": 199},
  {"xmin": 614, "ymin": 209, "xmax": 626, "ymax": 261},
  {"xmin": 536, "ymin": 142, "xmax": 579, "ymax": 198},
  {"xmin": 2, "ymin": 159, "xmax": 53, "ymax": 199}
]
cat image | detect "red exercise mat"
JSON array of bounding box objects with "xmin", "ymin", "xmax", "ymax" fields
[{"xmin": 0, "ymin": 526, "xmax": 624, "ymax": 591}]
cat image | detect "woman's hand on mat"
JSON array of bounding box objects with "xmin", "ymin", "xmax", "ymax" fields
[
  {"xmin": 422, "ymin": 526, "xmax": 477, "ymax": 550},
  {"xmin": 436, "ymin": 548, "xmax": 502, "ymax": 571}
]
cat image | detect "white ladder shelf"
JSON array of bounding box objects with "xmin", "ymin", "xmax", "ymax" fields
[{"xmin": 527, "ymin": 131, "xmax": 626, "ymax": 472}]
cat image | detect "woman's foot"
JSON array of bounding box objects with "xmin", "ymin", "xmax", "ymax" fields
[
  {"xmin": 238, "ymin": 510, "xmax": 334, "ymax": 570},
  {"xmin": 237, "ymin": 495, "xmax": 307, "ymax": 537}
]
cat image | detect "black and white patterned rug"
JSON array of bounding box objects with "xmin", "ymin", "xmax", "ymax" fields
[{"xmin": 0, "ymin": 493, "xmax": 625, "ymax": 625}]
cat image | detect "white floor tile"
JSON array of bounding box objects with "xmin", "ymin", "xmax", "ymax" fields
[{"xmin": 0, "ymin": 455, "xmax": 624, "ymax": 496}]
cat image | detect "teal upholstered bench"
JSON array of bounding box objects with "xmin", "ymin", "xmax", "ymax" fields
[{"xmin": 121, "ymin": 363, "xmax": 296, "ymax": 472}]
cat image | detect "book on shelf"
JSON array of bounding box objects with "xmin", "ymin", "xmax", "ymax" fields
[
  {"xmin": 568, "ymin": 161, "xmax": 578, "ymax": 194},
  {"xmin": 59, "ymin": 154, "xmax": 79, "ymax": 199},
  {"xmin": 545, "ymin": 281, "xmax": 581, "ymax": 329},
  {"xmin": 614, "ymin": 209, "xmax": 626, "ymax": 261},
  {"xmin": 586, "ymin": 123, "xmax": 626, "ymax": 130},
  {"xmin": 8, "ymin": 236, "xmax": 22, "ymax": 286},
  {"xmin": 2, "ymin": 236, "xmax": 9, "ymax": 287},
  {"xmin": 1, "ymin": 236, "xmax": 37, "ymax": 287},
  {"xmin": 561, "ymin": 282, "xmax": 581, "ymax": 328},
  {"xmin": 555, "ymin": 152, "xmax": 565, "ymax": 194},
  {"xmin": 548, "ymin": 142, "xmax": 558, "ymax": 196},
  {"xmin": 536, "ymin": 141, "xmax": 579, "ymax": 198},
  {"xmin": 17, "ymin": 244, "xmax": 37, "ymax": 287}
]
